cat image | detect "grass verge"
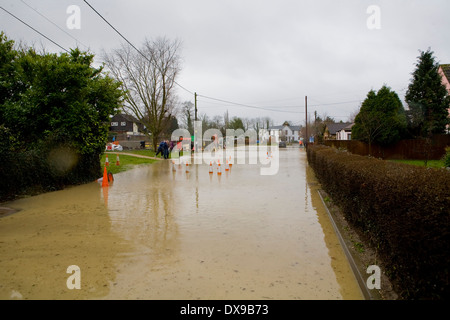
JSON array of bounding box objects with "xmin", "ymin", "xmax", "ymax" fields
[{"xmin": 101, "ymin": 153, "xmax": 157, "ymax": 175}]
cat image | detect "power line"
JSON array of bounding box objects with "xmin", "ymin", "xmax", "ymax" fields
[
  {"xmin": 0, "ymin": 5, "xmax": 69, "ymax": 53},
  {"xmin": 198, "ymin": 94, "xmax": 305, "ymax": 114},
  {"xmin": 307, "ymin": 99, "xmax": 362, "ymax": 108},
  {"xmin": 20, "ymin": 0, "xmax": 90, "ymax": 50},
  {"xmin": 82, "ymin": 1, "xmax": 361, "ymax": 117},
  {"xmin": 82, "ymin": 0, "xmax": 194, "ymax": 96}
]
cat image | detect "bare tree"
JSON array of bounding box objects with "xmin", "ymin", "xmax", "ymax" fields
[
  {"xmin": 103, "ymin": 37, "xmax": 182, "ymax": 150},
  {"xmin": 223, "ymin": 110, "xmax": 230, "ymax": 129},
  {"xmin": 180, "ymin": 101, "xmax": 194, "ymax": 134},
  {"xmin": 348, "ymin": 105, "xmax": 361, "ymax": 123},
  {"xmin": 353, "ymin": 109, "xmax": 385, "ymax": 156}
]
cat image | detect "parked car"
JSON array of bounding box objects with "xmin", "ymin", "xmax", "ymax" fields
[
  {"xmin": 105, "ymin": 143, "xmax": 123, "ymax": 151},
  {"xmin": 279, "ymin": 141, "xmax": 287, "ymax": 148}
]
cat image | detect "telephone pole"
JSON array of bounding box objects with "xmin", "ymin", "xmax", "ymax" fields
[
  {"xmin": 305, "ymin": 96, "xmax": 308, "ymax": 146},
  {"xmin": 194, "ymin": 92, "xmax": 198, "ymax": 121},
  {"xmin": 194, "ymin": 92, "xmax": 198, "ymax": 153}
]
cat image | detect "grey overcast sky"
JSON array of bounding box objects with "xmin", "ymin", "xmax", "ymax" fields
[{"xmin": 1, "ymin": 0, "xmax": 450, "ymax": 125}]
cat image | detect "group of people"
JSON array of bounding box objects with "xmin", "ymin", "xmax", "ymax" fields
[
  {"xmin": 156, "ymin": 137, "xmax": 195, "ymax": 159},
  {"xmin": 155, "ymin": 140, "xmax": 175, "ymax": 159}
]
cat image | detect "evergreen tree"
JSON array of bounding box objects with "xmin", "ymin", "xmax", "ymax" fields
[
  {"xmin": 228, "ymin": 117, "xmax": 245, "ymax": 131},
  {"xmin": 352, "ymin": 85, "xmax": 407, "ymax": 155},
  {"xmin": 405, "ymin": 49, "xmax": 450, "ymax": 137}
]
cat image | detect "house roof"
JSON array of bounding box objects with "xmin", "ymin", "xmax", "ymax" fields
[
  {"xmin": 342, "ymin": 123, "xmax": 354, "ymax": 131},
  {"xmin": 111, "ymin": 113, "xmax": 140, "ymax": 123},
  {"xmin": 326, "ymin": 122, "xmax": 353, "ymax": 135},
  {"xmin": 440, "ymin": 64, "xmax": 450, "ymax": 82},
  {"xmin": 269, "ymin": 125, "xmax": 301, "ymax": 131},
  {"xmin": 269, "ymin": 125, "xmax": 284, "ymax": 130}
]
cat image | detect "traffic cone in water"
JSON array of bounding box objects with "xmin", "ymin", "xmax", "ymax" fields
[
  {"xmin": 217, "ymin": 161, "xmax": 222, "ymax": 175},
  {"xmin": 209, "ymin": 162, "xmax": 213, "ymax": 174},
  {"xmin": 105, "ymin": 155, "xmax": 109, "ymax": 167},
  {"xmin": 225, "ymin": 160, "xmax": 230, "ymax": 172},
  {"xmin": 229, "ymin": 156, "xmax": 232, "ymax": 168},
  {"xmin": 102, "ymin": 166, "xmax": 109, "ymax": 187},
  {"xmin": 186, "ymin": 162, "xmax": 190, "ymax": 173},
  {"xmin": 116, "ymin": 154, "xmax": 120, "ymax": 166}
]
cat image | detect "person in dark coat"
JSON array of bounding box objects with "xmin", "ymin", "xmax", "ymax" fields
[
  {"xmin": 156, "ymin": 141, "xmax": 165, "ymax": 158},
  {"xmin": 162, "ymin": 140, "xmax": 169, "ymax": 159}
]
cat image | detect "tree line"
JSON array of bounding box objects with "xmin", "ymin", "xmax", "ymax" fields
[
  {"xmin": 352, "ymin": 49, "xmax": 450, "ymax": 156},
  {"xmin": 177, "ymin": 103, "xmax": 274, "ymax": 138}
]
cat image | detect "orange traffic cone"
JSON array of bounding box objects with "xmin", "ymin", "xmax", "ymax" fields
[
  {"xmin": 217, "ymin": 161, "xmax": 222, "ymax": 175},
  {"xmin": 186, "ymin": 162, "xmax": 190, "ymax": 173},
  {"xmin": 209, "ymin": 161, "xmax": 213, "ymax": 174},
  {"xmin": 116, "ymin": 154, "xmax": 120, "ymax": 166},
  {"xmin": 225, "ymin": 160, "xmax": 229, "ymax": 171},
  {"xmin": 102, "ymin": 166, "xmax": 109, "ymax": 187},
  {"xmin": 229, "ymin": 156, "xmax": 232, "ymax": 168},
  {"xmin": 105, "ymin": 155, "xmax": 109, "ymax": 167}
]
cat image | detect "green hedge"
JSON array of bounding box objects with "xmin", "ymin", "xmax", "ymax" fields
[
  {"xmin": 0, "ymin": 127, "xmax": 102, "ymax": 202},
  {"xmin": 307, "ymin": 145, "xmax": 450, "ymax": 299}
]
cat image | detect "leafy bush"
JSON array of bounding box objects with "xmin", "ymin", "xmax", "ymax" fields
[
  {"xmin": 307, "ymin": 145, "xmax": 450, "ymax": 299},
  {"xmin": 0, "ymin": 32, "xmax": 123, "ymax": 202},
  {"xmin": 444, "ymin": 147, "xmax": 450, "ymax": 168}
]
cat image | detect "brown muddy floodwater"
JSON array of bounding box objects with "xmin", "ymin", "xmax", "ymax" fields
[{"xmin": 0, "ymin": 148, "xmax": 364, "ymax": 300}]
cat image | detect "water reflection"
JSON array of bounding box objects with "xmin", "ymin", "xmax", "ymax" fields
[
  {"xmin": 1, "ymin": 148, "xmax": 363, "ymax": 300},
  {"xmin": 103, "ymin": 149, "xmax": 363, "ymax": 299}
]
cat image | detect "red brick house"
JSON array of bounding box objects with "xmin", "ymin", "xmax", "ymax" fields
[{"xmin": 438, "ymin": 64, "xmax": 450, "ymax": 133}]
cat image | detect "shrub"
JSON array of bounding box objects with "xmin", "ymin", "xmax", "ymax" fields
[
  {"xmin": 307, "ymin": 145, "xmax": 450, "ymax": 299},
  {"xmin": 444, "ymin": 147, "xmax": 450, "ymax": 168}
]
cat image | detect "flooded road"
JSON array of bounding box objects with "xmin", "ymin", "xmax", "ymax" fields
[{"xmin": 0, "ymin": 148, "xmax": 363, "ymax": 300}]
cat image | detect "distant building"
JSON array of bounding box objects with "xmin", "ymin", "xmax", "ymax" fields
[
  {"xmin": 109, "ymin": 114, "xmax": 144, "ymax": 135},
  {"xmin": 438, "ymin": 64, "xmax": 450, "ymax": 133},
  {"xmin": 439, "ymin": 64, "xmax": 450, "ymax": 93},
  {"xmin": 337, "ymin": 123, "xmax": 354, "ymax": 140},
  {"xmin": 324, "ymin": 122, "xmax": 354, "ymax": 140},
  {"xmin": 269, "ymin": 122, "xmax": 302, "ymax": 143}
]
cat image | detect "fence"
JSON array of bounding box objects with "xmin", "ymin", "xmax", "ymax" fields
[{"xmin": 322, "ymin": 135, "xmax": 450, "ymax": 160}]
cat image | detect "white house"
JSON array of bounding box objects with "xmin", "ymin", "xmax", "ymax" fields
[
  {"xmin": 269, "ymin": 122, "xmax": 302, "ymax": 143},
  {"xmin": 336, "ymin": 123, "xmax": 354, "ymax": 140},
  {"xmin": 325, "ymin": 122, "xmax": 354, "ymax": 140}
]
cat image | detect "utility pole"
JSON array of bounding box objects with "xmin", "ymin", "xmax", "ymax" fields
[
  {"xmin": 305, "ymin": 96, "xmax": 308, "ymax": 146},
  {"xmin": 194, "ymin": 92, "xmax": 198, "ymax": 153},
  {"xmin": 194, "ymin": 92, "xmax": 198, "ymax": 121}
]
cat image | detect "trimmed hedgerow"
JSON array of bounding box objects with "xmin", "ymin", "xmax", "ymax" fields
[
  {"xmin": 307, "ymin": 145, "xmax": 449, "ymax": 299},
  {"xmin": 0, "ymin": 126, "xmax": 102, "ymax": 202}
]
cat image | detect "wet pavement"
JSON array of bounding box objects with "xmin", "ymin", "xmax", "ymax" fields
[{"xmin": 0, "ymin": 148, "xmax": 363, "ymax": 300}]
